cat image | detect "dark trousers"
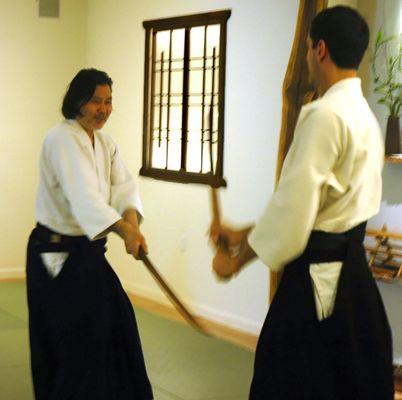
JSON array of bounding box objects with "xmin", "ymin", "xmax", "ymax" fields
[
  {"xmin": 249, "ymin": 223, "xmax": 394, "ymax": 400},
  {"xmin": 26, "ymin": 224, "xmax": 153, "ymax": 400}
]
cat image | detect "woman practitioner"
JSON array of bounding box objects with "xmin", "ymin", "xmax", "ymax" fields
[{"xmin": 26, "ymin": 68, "xmax": 153, "ymax": 400}]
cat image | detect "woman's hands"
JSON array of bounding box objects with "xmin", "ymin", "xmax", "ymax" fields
[
  {"xmin": 123, "ymin": 226, "xmax": 148, "ymax": 259},
  {"xmin": 109, "ymin": 210, "xmax": 148, "ymax": 260},
  {"xmin": 122, "ymin": 209, "xmax": 147, "ymax": 259}
]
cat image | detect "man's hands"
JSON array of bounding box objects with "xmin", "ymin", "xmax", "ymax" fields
[
  {"xmin": 212, "ymin": 247, "xmax": 240, "ymax": 280},
  {"xmin": 210, "ymin": 222, "xmax": 245, "ymax": 250},
  {"xmin": 209, "ymin": 223, "xmax": 255, "ymax": 280}
]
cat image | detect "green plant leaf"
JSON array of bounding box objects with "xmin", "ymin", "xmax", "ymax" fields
[{"xmin": 375, "ymin": 29, "xmax": 382, "ymax": 46}]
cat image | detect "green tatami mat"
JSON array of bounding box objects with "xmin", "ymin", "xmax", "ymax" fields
[
  {"xmin": 136, "ymin": 308, "xmax": 253, "ymax": 399},
  {"xmin": 0, "ymin": 281, "xmax": 29, "ymax": 321},
  {"xmin": 0, "ymin": 365, "xmax": 34, "ymax": 400},
  {"xmin": 0, "ymin": 329, "xmax": 30, "ymax": 367},
  {"xmin": 0, "ymin": 308, "xmax": 27, "ymax": 331},
  {"xmin": 0, "ymin": 280, "xmax": 254, "ymax": 400}
]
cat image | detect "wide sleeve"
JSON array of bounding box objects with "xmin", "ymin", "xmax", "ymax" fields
[
  {"xmin": 46, "ymin": 132, "xmax": 122, "ymax": 240},
  {"xmin": 109, "ymin": 140, "xmax": 144, "ymax": 221},
  {"xmin": 248, "ymin": 106, "xmax": 345, "ymax": 271}
]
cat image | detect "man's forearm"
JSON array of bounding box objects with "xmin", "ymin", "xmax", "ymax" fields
[{"xmin": 236, "ymin": 238, "xmax": 257, "ymax": 272}]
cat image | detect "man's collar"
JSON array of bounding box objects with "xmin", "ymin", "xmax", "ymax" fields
[{"xmin": 324, "ymin": 77, "xmax": 362, "ymax": 97}]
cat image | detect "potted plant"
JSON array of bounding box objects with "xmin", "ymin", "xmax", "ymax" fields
[{"xmin": 371, "ymin": 29, "xmax": 402, "ymax": 155}]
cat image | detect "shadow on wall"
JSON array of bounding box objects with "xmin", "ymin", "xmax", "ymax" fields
[{"xmin": 382, "ymin": 166, "xmax": 402, "ymax": 206}]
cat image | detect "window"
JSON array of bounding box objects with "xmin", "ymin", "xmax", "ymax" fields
[{"xmin": 140, "ymin": 10, "xmax": 231, "ymax": 187}]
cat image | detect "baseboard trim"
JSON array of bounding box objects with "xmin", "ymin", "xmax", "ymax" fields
[
  {"xmin": 122, "ymin": 280, "xmax": 261, "ymax": 331},
  {"xmin": 0, "ymin": 272, "xmax": 258, "ymax": 350},
  {"xmin": 0, "ymin": 268, "xmax": 25, "ymax": 281},
  {"xmin": 124, "ymin": 283, "xmax": 258, "ymax": 351}
]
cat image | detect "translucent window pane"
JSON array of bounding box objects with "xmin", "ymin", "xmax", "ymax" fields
[
  {"xmin": 188, "ymin": 106, "xmax": 202, "ymax": 132},
  {"xmin": 190, "ymin": 26, "xmax": 206, "ymax": 58},
  {"xmin": 171, "ymin": 29, "xmax": 185, "ymax": 59},
  {"xmin": 201, "ymin": 141, "xmax": 209, "ymax": 173},
  {"xmin": 168, "ymin": 128, "xmax": 182, "ymax": 142},
  {"xmin": 186, "ymin": 129, "xmax": 202, "ymax": 173},
  {"xmin": 148, "ymin": 22, "xmax": 224, "ymax": 178},
  {"xmin": 211, "ymin": 143, "xmax": 218, "ymax": 173},
  {"xmin": 189, "ymin": 70, "xmax": 203, "ymax": 95},
  {"xmin": 156, "ymin": 31, "xmax": 171, "ymax": 59},
  {"xmin": 171, "ymin": 59, "xmax": 183, "ymax": 71},
  {"xmin": 161, "ymin": 106, "xmax": 168, "ymax": 130},
  {"xmin": 204, "ymin": 64, "xmax": 219, "ymax": 95},
  {"xmin": 170, "ymin": 71, "xmax": 183, "ymax": 95},
  {"xmin": 153, "ymin": 106, "xmax": 160, "ymax": 129},
  {"xmin": 161, "ymin": 71, "xmax": 169, "ymax": 97},
  {"xmin": 206, "ymin": 24, "xmax": 220, "ymax": 57},
  {"xmin": 152, "ymin": 138, "xmax": 167, "ymax": 169},
  {"xmin": 213, "ymin": 108, "xmax": 219, "ymax": 132},
  {"xmin": 213, "ymin": 69, "xmax": 219, "ymax": 94},
  {"xmin": 154, "ymin": 72, "xmax": 161, "ymax": 98},
  {"xmin": 204, "ymin": 93, "xmax": 213, "ymax": 114},
  {"xmin": 202, "ymin": 103, "xmax": 218, "ymax": 125},
  {"xmin": 201, "ymin": 140, "xmax": 218, "ymax": 174},
  {"xmin": 168, "ymin": 105, "xmax": 182, "ymax": 132},
  {"xmin": 189, "ymin": 58, "xmax": 204, "ymax": 70},
  {"xmin": 154, "ymin": 72, "xmax": 166, "ymax": 101},
  {"xmin": 167, "ymin": 139, "xmax": 181, "ymax": 171}
]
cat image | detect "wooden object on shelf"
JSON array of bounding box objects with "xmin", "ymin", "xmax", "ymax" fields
[
  {"xmin": 395, "ymin": 363, "xmax": 402, "ymax": 389},
  {"xmin": 385, "ymin": 154, "xmax": 402, "ymax": 164},
  {"xmin": 365, "ymin": 225, "xmax": 402, "ymax": 283},
  {"xmin": 385, "ymin": 116, "xmax": 401, "ymax": 155}
]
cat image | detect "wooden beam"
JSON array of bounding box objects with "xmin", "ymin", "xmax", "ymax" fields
[{"xmin": 270, "ymin": 0, "xmax": 328, "ymax": 303}]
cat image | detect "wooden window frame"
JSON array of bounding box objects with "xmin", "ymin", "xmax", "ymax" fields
[{"xmin": 140, "ymin": 10, "xmax": 231, "ymax": 188}]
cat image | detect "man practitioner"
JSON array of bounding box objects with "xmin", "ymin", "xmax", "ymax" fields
[{"xmin": 211, "ymin": 6, "xmax": 394, "ymax": 400}]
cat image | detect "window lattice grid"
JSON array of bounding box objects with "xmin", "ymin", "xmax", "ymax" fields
[{"xmin": 141, "ymin": 11, "xmax": 230, "ymax": 187}]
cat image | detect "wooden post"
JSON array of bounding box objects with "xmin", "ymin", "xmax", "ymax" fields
[{"xmin": 270, "ymin": 0, "xmax": 328, "ymax": 303}]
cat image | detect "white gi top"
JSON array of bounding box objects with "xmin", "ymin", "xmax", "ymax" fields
[
  {"xmin": 36, "ymin": 119, "xmax": 143, "ymax": 240},
  {"xmin": 248, "ymin": 78, "xmax": 384, "ymax": 319}
]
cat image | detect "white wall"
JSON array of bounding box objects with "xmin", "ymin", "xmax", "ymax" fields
[
  {"xmin": 358, "ymin": 0, "xmax": 402, "ymax": 360},
  {"xmin": 328, "ymin": 0, "xmax": 402, "ymax": 362},
  {"xmin": 85, "ymin": 0, "xmax": 298, "ymax": 334},
  {"xmin": 3, "ymin": 0, "xmax": 399, "ymax": 348},
  {"xmin": 0, "ymin": 0, "xmax": 87, "ymax": 277}
]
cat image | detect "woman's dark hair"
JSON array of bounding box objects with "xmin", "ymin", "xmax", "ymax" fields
[
  {"xmin": 62, "ymin": 68, "xmax": 113, "ymax": 119},
  {"xmin": 309, "ymin": 6, "xmax": 369, "ymax": 69}
]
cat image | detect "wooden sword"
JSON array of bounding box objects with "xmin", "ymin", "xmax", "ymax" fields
[{"xmin": 138, "ymin": 248, "xmax": 209, "ymax": 336}]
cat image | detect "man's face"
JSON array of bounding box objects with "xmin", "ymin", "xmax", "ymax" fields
[
  {"xmin": 76, "ymin": 84, "xmax": 112, "ymax": 133},
  {"xmin": 306, "ymin": 37, "xmax": 319, "ymax": 89}
]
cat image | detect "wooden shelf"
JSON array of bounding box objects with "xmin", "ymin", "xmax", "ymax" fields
[
  {"xmin": 366, "ymin": 229, "xmax": 402, "ymax": 240},
  {"xmin": 365, "ymin": 226, "xmax": 402, "ymax": 284},
  {"xmin": 385, "ymin": 155, "xmax": 402, "ymax": 164}
]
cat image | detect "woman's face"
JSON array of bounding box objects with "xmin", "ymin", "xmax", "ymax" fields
[{"xmin": 76, "ymin": 84, "xmax": 113, "ymax": 134}]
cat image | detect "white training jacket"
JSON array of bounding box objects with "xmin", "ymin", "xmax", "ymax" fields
[
  {"xmin": 36, "ymin": 119, "xmax": 143, "ymax": 240},
  {"xmin": 248, "ymin": 78, "xmax": 384, "ymax": 319}
]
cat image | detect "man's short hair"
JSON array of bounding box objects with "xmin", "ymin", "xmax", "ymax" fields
[
  {"xmin": 309, "ymin": 6, "xmax": 369, "ymax": 69},
  {"xmin": 62, "ymin": 68, "xmax": 113, "ymax": 119}
]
